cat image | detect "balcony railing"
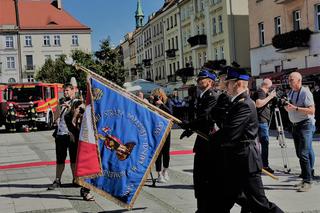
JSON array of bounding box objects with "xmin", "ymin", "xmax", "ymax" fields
[
  {"xmin": 166, "ymin": 49, "xmax": 176, "ymax": 58},
  {"xmin": 272, "ymin": 28, "xmax": 312, "ymax": 52},
  {"xmin": 187, "ymin": 34, "xmax": 207, "ymax": 48},
  {"xmin": 142, "ymin": 59, "xmax": 152, "ymax": 67},
  {"xmin": 167, "ymin": 74, "xmax": 177, "ymax": 82},
  {"xmin": 25, "ymin": 65, "xmax": 35, "ymax": 71},
  {"xmin": 175, "ymin": 67, "xmax": 194, "ymax": 77}
]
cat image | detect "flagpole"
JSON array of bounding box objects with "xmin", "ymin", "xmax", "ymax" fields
[{"xmin": 72, "ymin": 63, "xmax": 278, "ymax": 181}]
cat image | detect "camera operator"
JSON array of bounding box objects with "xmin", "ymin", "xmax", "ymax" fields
[
  {"xmin": 253, "ymin": 79, "xmax": 276, "ymax": 174},
  {"xmin": 285, "ymin": 72, "xmax": 315, "ymax": 192}
]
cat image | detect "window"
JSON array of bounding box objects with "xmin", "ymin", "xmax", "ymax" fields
[
  {"xmin": 168, "ymin": 39, "xmax": 171, "ymax": 49},
  {"xmin": 6, "ymin": 57, "xmax": 15, "ymax": 69},
  {"xmin": 27, "ymin": 75, "xmax": 34, "ymax": 82},
  {"xmin": 170, "ymin": 16, "xmax": 173, "ymax": 28},
  {"xmin": 8, "ymin": 78, "xmax": 16, "ymax": 83},
  {"xmin": 316, "ymin": 4, "xmax": 320, "ymax": 31},
  {"xmin": 72, "ymin": 35, "xmax": 79, "ymax": 46},
  {"xmin": 54, "ymin": 35, "xmax": 61, "ymax": 46},
  {"xmin": 174, "ymin": 14, "xmax": 177, "ymax": 26},
  {"xmin": 213, "ymin": 17, "xmax": 217, "ymax": 35},
  {"xmin": 220, "ymin": 46, "xmax": 224, "ymax": 59},
  {"xmin": 25, "ymin": 36, "xmax": 32, "ymax": 47},
  {"xmin": 26, "ymin": 55, "xmax": 34, "ymax": 70},
  {"xmin": 214, "ymin": 48, "xmax": 218, "ymax": 60},
  {"xmin": 218, "ymin": 15, "xmax": 223, "ymax": 33},
  {"xmin": 171, "ymin": 37, "xmax": 174, "ymax": 49},
  {"xmin": 200, "ymin": 0, "xmax": 205, "ymax": 11},
  {"xmin": 5, "ymin": 36, "xmax": 14, "ymax": 48},
  {"xmin": 202, "ymin": 23, "xmax": 205, "ymax": 34},
  {"xmin": 274, "ymin": 16, "xmax": 281, "ymax": 35},
  {"xmin": 198, "ymin": 53, "xmax": 202, "ymax": 67},
  {"xmin": 175, "ymin": 36, "xmax": 179, "ymax": 50},
  {"xmin": 43, "ymin": 35, "xmax": 50, "ymax": 46},
  {"xmin": 293, "ymin": 10, "xmax": 301, "ymax": 31},
  {"xmin": 258, "ymin": 22, "xmax": 265, "ymax": 46}
]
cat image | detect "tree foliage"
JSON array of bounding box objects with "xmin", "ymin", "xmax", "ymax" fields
[{"xmin": 35, "ymin": 38, "xmax": 125, "ymax": 91}]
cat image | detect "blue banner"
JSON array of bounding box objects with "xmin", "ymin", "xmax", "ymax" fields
[{"xmin": 82, "ymin": 77, "xmax": 172, "ymax": 208}]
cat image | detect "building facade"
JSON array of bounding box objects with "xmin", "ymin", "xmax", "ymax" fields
[
  {"xmin": 0, "ymin": 0, "xmax": 91, "ymax": 83},
  {"xmin": 249, "ymin": 0, "xmax": 320, "ymax": 84},
  {"xmin": 121, "ymin": 0, "xmax": 251, "ymax": 87}
]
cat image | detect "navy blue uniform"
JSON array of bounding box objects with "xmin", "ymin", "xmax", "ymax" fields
[
  {"xmin": 191, "ymin": 89, "xmax": 219, "ymax": 212},
  {"xmin": 212, "ymin": 91, "xmax": 283, "ymax": 213}
]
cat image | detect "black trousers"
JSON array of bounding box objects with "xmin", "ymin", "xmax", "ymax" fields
[
  {"xmin": 219, "ymin": 145, "xmax": 283, "ymax": 213},
  {"xmin": 155, "ymin": 134, "xmax": 171, "ymax": 172}
]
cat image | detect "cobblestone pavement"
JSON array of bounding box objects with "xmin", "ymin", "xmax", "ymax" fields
[{"xmin": 0, "ymin": 128, "xmax": 320, "ymax": 212}]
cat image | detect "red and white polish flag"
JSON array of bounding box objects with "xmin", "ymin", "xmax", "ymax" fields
[{"xmin": 75, "ymin": 86, "xmax": 101, "ymax": 177}]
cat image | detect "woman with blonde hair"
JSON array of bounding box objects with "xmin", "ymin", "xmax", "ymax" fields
[{"xmin": 151, "ymin": 88, "xmax": 172, "ymax": 183}]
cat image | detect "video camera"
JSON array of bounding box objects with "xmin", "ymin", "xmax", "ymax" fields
[
  {"xmin": 272, "ymin": 87, "xmax": 290, "ymax": 108},
  {"xmin": 59, "ymin": 97, "xmax": 71, "ymax": 105}
]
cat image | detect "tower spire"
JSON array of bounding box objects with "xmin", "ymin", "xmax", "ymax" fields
[{"xmin": 135, "ymin": 0, "xmax": 144, "ymax": 29}]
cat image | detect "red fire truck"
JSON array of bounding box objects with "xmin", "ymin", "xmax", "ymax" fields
[
  {"xmin": 3, "ymin": 83, "xmax": 64, "ymax": 130},
  {"xmin": 0, "ymin": 84, "xmax": 8, "ymax": 128}
]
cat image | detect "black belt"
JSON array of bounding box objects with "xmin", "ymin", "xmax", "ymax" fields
[
  {"xmin": 292, "ymin": 119, "xmax": 310, "ymax": 126},
  {"xmin": 222, "ymin": 140, "xmax": 256, "ymax": 149}
]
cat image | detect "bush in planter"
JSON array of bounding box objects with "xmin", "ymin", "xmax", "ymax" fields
[{"xmin": 272, "ymin": 28, "xmax": 313, "ymax": 50}]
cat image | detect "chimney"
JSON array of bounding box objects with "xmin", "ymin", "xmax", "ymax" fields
[{"xmin": 51, "ymin": 0, "xmax": 62, "ymax": 9}]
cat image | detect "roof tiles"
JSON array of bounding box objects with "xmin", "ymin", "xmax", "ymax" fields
[{"xmin": 0, "ymin": 0, "xmax": 89, "ymax": 30}]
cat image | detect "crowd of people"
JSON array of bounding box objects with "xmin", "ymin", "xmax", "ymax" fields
[{"xmin": 43, "ymin": 60, "xmax": 318, "ymax": 212}]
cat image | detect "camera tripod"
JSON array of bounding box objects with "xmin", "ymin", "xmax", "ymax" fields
[{"xmin": 270, "ymin": 107, "xmax": 291, "ymax": 173}]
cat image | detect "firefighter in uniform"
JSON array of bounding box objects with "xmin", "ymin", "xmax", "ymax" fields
[
  {"xmin": 6, "ymin": 103, "xmax": 16, "ymax": 132},
  {"xmin": 211, "ymin": 67, "xmax": 283, "ymax": 212},
  {"xmin": 180, "ymin": 69, "xmax": 219, "ymax": 212},
  {"xmin": 28, "ymin": 101, "xmax": 38, "ymax": 131}
]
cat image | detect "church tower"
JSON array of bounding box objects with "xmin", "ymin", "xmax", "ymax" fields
[{"xmin": 135, "ymin": 0, "xmax": 144, "ymax": 29}]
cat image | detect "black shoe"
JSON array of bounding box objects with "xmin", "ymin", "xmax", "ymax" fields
[
  {"xmin": 263, "ymin": 167, "xmax": 274, "ymax": 174},
  {"xmin": 48, "ymin": 179, "xmax": 61, "ymax": 190},
  {"xmin": 312, "ymin": 169, "xmax": 315, "ymax": 178}
]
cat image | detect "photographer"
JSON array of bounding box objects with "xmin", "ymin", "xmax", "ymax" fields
[
  {"xmin": 48, "ymin": 84, "xmax": 79, "ymax": 190},
  {"xmin": 253, "ymin": 79, "xmax": 276, "ymax": 174},
  {"xmin": 151, "ymin": 88, "xmax": 172, "ymax": 183},
  {"xmin": 285, "ymin": 72, "xmax": 315, "ymax": 192}
]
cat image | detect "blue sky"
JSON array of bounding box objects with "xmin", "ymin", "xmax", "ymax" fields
[{"xmin": 63, "ymin": 0, "xmax": 164, "ymax": 51}]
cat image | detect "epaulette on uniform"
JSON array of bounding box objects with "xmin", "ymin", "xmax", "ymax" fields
[{"xmin": 238, "ymin": 98, "xmax": 245, "ymax": 102}]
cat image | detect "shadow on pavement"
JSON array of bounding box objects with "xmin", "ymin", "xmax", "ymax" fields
[
  {"xmin": 147, "ymin": 184, "xmax": 193, "ymax": 190},
  {"xmin": 182, "ymin": 169, "xmax": 193, "ymax": 173},
  {"xmin": 1, "ymin": 193, "xmax": 83, "ymax": 201},
  {"xmin": 98, "ymin": 207, "xmax": 147, "ymax": 212},
  {"xmin": 263, "ymin": 185, "xmax": 296, "ymax": 191},
  {"xmin": 0, "ymin": 183, "xmax": 50, "ymax": 189}
]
